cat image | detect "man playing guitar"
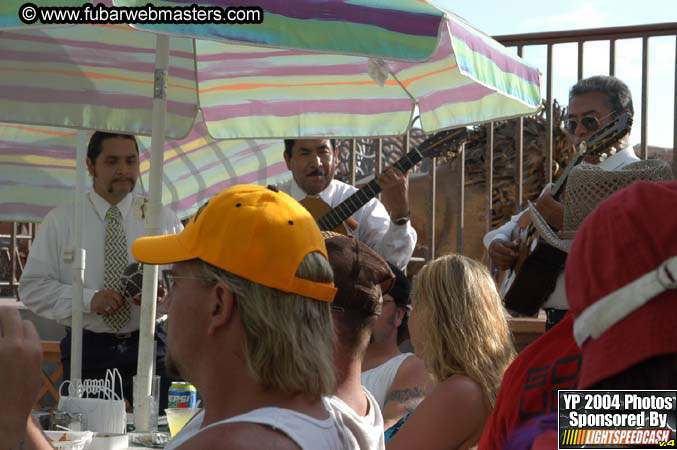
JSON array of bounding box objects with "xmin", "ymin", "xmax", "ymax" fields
[
  {"xmin": 280, "ymin": 138, "xmax": 417, "ymax": 270},
  {"xmin": 484, "ymin": 75, "xmax": 640, "ymax": 329}
]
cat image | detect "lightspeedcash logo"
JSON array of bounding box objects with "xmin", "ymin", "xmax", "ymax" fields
[{"xmin": 559, "ymin": 390, "xmax": 677, "ymax": 449}]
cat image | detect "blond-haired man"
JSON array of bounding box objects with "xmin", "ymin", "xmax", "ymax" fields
[{"xmin": 130, "ymin": 185, "xmax": 347, "ymax": 450}]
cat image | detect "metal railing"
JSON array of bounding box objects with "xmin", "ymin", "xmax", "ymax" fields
[
  {"xmin": 496, "ymin": 22, "xmax": 677, "ymax": 180},
  {"xmin": 478, "ymin": 22, "xmax": 677, "ymax": 259},
  {"xmin": 345, "ymin": 23, "xmax": 677, "ymax": 269},
  {"xmin": 0, "ymin": 222, "xmax": 34, "ymax": 298}
]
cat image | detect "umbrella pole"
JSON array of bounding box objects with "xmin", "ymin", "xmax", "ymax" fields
[
  {"xmin": 134, "ymin": 33, "xmax": 170, "ymax": 432},
  {"xmin": 69, "ymin": 131, "xmax": 88, "ymax": 395}
]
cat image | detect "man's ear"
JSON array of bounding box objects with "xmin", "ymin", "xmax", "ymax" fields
[
  {"xmin": 207, "ymin": 283, "xmax": 236, "ymax": 336},
  {"xmin": 283, "ymin": 150, "xmax": 292, "ymax": 170},
  {"xmin": 394, "ymin": 306, "xmax": 406, "ymax": 328},
  {"xmin": 331, "ymin": 146, "xmax": 340, "ymax": 170},
  {"xmin": 86, "ymin": 158, "xmax": 95, "ymax": 177}
]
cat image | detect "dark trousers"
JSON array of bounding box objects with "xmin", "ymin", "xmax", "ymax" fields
[{"xmin": 60, "ymin": 325, "xmax": 174, "ymax": 411}]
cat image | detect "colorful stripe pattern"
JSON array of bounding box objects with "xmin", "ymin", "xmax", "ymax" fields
[
  {"xmin": 394, "ymin": 15, "xmax": 541, "ymax": 131},
  {"xmin": 0, "ymin": 1, "xmax": 540, "ymax": 139},
  {"xmin": 195, "ymin": 40, "xmax": 417, "ymax": 139},
  {"xmin": 194, "ymin": 13, "xmax": 540, "ymax": 138},
  {"xmin": 0, "ymin": 120, "xmax": 290, "ymax": 222},
  {"xmin": 0, "ymin": 24, "xmax": 199, "ymax": 139},
  {"xmin": 116, "ymin": 0, "xmax": 445, "ymax": 62}
]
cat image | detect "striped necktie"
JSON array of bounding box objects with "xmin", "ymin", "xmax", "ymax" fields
[{"xmin": 102, "ymin": 205, "xmax": 131, "ymax": 331}]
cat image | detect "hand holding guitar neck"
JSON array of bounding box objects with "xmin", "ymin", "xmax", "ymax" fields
[
  {"xmin": 377, "ymin": 167, "xmax": 410, "ymax": 221},
  {"xmin": 301, "ymin": 128, "xmax": 468, "ymax": 235}
]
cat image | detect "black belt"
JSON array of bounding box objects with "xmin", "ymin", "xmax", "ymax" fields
[
  {"xmin": 66, "ymin": 327, "xmax": 140, "ymax": 340},
  {"xmin": 544, "ymin": 308, "xmax": 567, "ymax": 331}
]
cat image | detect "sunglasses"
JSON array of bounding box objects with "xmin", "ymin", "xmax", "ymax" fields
[{"xmin": 563, "ymin": 111, "xmax": 615, "ymax": 134}]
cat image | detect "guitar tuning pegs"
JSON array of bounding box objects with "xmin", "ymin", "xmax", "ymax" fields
[
  {"xmin": 579, "ymin": 142, "xmax": 587, "ymax": 153},
  {"xmin": 608, "ymin": 148, "xmax": 617, "ymax": 156},
  {"xmin": 599, "ymin": 153, "xmax": 608, "ymax": 162}
]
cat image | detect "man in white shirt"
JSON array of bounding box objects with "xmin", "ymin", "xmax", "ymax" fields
[
  {"xmin": 484, "ymin": 75, "xmax": 639, "ymax": 329},
  {"xmin": 19, "ymin": 132, "xmax": 183, "ymax": 409},
  {"xmin": 361, "ymin": 263, "xmax": 433, "ymax": 437},
  {"xmin": 323, "ymin": 232, "xmax": 395, "ymax": 450},
  {"xmin": 281, "ymin": 139, "xmax": 417, "ymax": 270}
]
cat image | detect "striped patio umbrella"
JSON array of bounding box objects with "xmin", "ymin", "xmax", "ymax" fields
[{"xmin": 0, "ymin": 1, "xmax": 540, "ymax": 138}]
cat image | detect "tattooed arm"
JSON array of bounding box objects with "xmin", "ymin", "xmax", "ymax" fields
[
  {"xmin": 387, "ymin": 375, "xmax": 489, "ymax": 450},
  {"xmin": 385, "ymin": 387, "xmax": 427, "ymax": 414},
  {"xmin": 382, "ymin": 355, "xmax": 435, "ymax": 430}
]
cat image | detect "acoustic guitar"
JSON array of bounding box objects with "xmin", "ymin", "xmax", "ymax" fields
[
  {"xmin": 300, "ymin": 128, "xmax": 469, "ymax": 235},
  {"xmin": 499, "ymin": 112, "xmax": 633, "ymax": 315}
]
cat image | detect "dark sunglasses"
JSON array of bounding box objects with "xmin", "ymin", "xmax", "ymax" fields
[{"xmin": 563, "ymin": 111, "xmax": 615, "ymax": 134}]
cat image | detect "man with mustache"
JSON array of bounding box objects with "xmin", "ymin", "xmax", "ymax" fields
[
  {"xmin": 20, "ymin": 131, "xmax": 183, "ymax": 409},
  {"xmin": 281, "ymin": 139, "xmax": 416, "ymax": 270},
  {"xmin": 484, "ymin": 75, "xmax": 640, "ymax": 328}
]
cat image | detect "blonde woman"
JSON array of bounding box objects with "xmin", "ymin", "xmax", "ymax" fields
[{"xmin": 388, "ymin": 254, "xmax": 515, "ymax": 450}]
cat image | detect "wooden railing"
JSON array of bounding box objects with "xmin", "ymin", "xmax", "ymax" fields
[{"xmin": 38, "ymin": 341, "xmax": 63, "ymax": 409}]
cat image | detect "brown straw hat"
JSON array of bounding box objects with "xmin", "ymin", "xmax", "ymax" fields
[{"xmin": 529, "ymin": 160, "xmax": 673, "ymax": 253}]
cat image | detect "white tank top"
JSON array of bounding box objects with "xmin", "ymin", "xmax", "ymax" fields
[
  {"xmin": 327, "ymin": 387, "xmax": 386, "ymax": 450},
  {"xmin": 360, "ymin": 353, "xmax": 413, "ymax": 410},
  {"xmin": 164, "ymin": 398, "xmax": 348, "ymax": 450}
]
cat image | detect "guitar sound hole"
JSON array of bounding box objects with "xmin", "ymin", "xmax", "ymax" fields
[{"xmin": 288, "ymin": 220, "xmax": 294, "ymax": 225}]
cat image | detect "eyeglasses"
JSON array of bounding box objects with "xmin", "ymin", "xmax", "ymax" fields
[
  {"xmin": 162, "ymin": 270, "xmax": 213, "ymax": 291},
  {"xmin": 563, "ymin": 110, "xmax": 615, "ymax": 134}
]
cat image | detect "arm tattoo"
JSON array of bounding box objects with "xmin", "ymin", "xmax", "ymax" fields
[{"xmin": 385, "ymin": 387, "xmax": 427, "ymax": 413}]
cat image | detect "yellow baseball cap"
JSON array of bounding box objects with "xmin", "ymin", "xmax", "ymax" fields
[{"xmin": 132, "ymin": 184, "xmax": 336, "ymax": 302}]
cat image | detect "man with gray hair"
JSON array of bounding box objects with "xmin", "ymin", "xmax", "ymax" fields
[
  {"xmin": 485, "ymin": 75, "xmax": 640, "ymax": 327},
  {"xmin": 130, "ymin": 184, "xmax": 347, "ymax": 450}
]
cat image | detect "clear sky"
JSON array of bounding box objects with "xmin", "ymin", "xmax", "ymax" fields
[{"xmin": 441, "ymin": 0, "xmax": 676, "ymax": 149}]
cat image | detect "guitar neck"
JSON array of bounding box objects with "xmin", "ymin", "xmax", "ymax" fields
[
  {"xmin": 549, "ymin": 151, "xmax": 585, "ymax": 199},
  {"xmin": 317, "ymin": 151, "xmax": 423, "ymax": 231}
]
